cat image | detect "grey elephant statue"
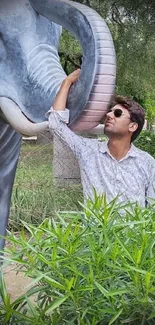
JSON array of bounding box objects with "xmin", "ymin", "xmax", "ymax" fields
[{"xmin": 0, "ymin": 0, "xmax": 116, "ymax": 250}]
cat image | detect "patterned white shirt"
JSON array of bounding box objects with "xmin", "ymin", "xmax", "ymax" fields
[{"xmin": 48, "ymin": 108, "xmax": 155, "ymax": 207}]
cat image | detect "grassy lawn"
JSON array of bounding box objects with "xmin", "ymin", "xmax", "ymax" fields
[{"xmin": 10, "ymin": 141, "xmax": 83, "ymax": 229}]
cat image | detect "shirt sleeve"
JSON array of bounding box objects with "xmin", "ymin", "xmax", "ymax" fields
[
  {"xmin": 46, "ymin": 107, "xmax": 88, "ymax": 158},
  {"xmin": 145, "ymin": 161, "xmax": 155, "ymax": 206}
]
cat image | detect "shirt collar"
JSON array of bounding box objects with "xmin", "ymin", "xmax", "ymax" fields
[{"xmin": 99, "ymin": 140, "xmax": 139, "ymax": 159}]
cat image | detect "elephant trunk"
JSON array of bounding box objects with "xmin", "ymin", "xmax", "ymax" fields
[{"xmin": 30, "ymin": 0, "xmax": 116, "ymax": 131}]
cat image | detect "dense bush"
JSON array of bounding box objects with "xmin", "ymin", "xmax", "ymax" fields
[
  {"xmin": 1, "ymin": 196, "xmax": 155, "ymax": 324},
  {"xmin": 134, "ymin": 130, "xmax": 155, "ymax": 158}
]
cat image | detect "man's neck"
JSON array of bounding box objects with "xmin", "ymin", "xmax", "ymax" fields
[{"xmin": 107, "ymin": 138, "xmax": 131, "ymax": 161}]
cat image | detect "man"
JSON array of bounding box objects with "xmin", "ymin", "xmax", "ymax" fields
[{"xmin": 47, "ymin": 69, "xmax": 155, "ymax": 207}]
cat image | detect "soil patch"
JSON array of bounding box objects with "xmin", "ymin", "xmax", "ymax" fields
[{"xmin": 3, "ymin": 262, "xmax": 32, "ymax": 301}]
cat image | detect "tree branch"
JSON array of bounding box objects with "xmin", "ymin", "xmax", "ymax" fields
[{"xmin": 58, "ymin": 52, "xmax": 82, "ymax": 73}]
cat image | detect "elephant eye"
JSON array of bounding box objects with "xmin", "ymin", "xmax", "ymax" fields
[
  {"xmin": 0, "ymin": 37, "xmax": 6, "ymax": 60},
  {"xmin": 0, "ymin": 32, "xmax": 3, "ymax": 42}
]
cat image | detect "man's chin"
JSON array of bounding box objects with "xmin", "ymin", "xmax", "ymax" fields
[{"xmin": 104, "ymin": 126, "xmax": 112, "ymax": 137}]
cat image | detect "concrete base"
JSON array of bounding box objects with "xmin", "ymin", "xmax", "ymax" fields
[{"xmin": 53, "ymin": 135, "xmax": 81, "ymax": 186}]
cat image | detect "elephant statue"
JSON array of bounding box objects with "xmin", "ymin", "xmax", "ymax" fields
[{"xmin": 0, "ymin": 0, "xmax": 116, "ymax": 250}]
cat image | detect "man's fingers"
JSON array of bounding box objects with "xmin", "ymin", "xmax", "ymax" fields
[{"xmin": 67, "ymin": 69, "xmax": 81, "ymax": 83}]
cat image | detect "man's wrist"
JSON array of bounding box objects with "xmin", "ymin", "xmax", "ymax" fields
[{"xmin": 62, "ymin": 78, "xmax": 72, "ymax": 88}]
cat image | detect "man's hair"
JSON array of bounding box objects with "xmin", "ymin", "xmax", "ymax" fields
[{"xmin": 112, "ymin": 96, "xmax": 145, "ymax": 142}]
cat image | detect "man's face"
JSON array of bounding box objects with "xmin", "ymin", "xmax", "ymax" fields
[{"xmin": 104, "ymin": 104, "xmax": 137, "ymax": 139}]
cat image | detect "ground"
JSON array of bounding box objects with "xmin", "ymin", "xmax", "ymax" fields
[{"xmin": 4, "ymin": 262, "xmax": 31, "ymax": 301}]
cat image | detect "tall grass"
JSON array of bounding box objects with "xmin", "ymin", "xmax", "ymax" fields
[{"xmin": 10, "ymin": 142, "xmax": 83, "ymax": 229}]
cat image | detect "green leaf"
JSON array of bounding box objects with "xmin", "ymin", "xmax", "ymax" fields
[
  {"xmin": 42, "ymin": 274, "xmax": 66, "ymax": 290},
  {"xmin": 94, "ymin": 281, "xmax": 109, "ymax": 297},
  {"xmin": 114, "ymin": 232, "xmax": 135, "ymax": 264},
  {"xmin": 109, "ymin": 308, "xmax": 123, "ymax": 325},
  {"xmin": 45, "ymin": 295, "xmax": 68, "ymax": 314}
]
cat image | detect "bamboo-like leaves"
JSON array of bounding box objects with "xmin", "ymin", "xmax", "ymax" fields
[{"xmin": 1, "ymin": 195, "xmax": 155, "ymax": 324}]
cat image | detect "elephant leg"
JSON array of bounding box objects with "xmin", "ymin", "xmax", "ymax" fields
[{"xmin": 0, "ymin": 118, "xmax": 21, "ymax": 252}]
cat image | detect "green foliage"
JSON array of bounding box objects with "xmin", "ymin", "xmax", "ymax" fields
[
  {"xmin": 0, "ymin": 271, "xmax": 45, "ymax": 325},
  {"xmin": 142, "ymin": 95, "xmax": 155, "ymax": 129},
  {"xmin": 10, "ymin": 143, "xmax": 83, "ymax": 229},
  {"xmin": 134, "ymin": 130, "xmax": 155, "ymax": 158},
  {"xmin": 59, "ymin": 30, "xmax": 82, "ymax": 74},
  {"xmin": 2, "ymin": 196, "xmax": 155, "ymax": 324}
]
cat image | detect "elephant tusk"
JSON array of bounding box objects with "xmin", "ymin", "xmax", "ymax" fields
[{"xmin": 0, "ymin": 97, "xmax": 49, "ymax": 136}]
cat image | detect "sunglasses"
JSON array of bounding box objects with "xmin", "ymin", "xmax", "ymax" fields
[{"xmin": 108, "ymin": 108, "xmax": 127, "ymax": 118}]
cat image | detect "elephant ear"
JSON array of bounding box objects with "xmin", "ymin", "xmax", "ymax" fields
[{"xmin": 29, "ymin": 0, "xmax": 116, "ymax": 131}]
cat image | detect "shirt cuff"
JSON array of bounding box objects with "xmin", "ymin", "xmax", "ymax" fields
[{"xmin": 46, "ymin": 107, "xmax": 70, "ymax": 124}]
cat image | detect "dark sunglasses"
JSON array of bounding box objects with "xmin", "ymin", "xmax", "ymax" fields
[{"xmin": 108, "ymin": 108, "xmax": 126, "ymax": 118}]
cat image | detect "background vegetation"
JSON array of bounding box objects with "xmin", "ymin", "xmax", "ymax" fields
[
  {"xmin": 10, "ymin": 142, "xmax": 83, "ymax": 229},
  {"xmin": 134, "ymin": 131, "xmax": 155, "ymax": 158}
]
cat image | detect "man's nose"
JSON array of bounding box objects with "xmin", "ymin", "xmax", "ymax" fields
[{"xmin": 106, "ymin": 110, "xmax": 113, "ymax": 118}]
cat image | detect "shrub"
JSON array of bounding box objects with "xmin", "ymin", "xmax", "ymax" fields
[
  {"xmin": 1, "ymin": 196, "xmax": 155, "ymax": 324},
  {"xmin": 134, "ymin": 130, "xmax": 155, "ymax": 158}
]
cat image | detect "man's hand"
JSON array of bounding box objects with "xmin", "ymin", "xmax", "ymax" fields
[
  {"xmin": 63, "ymin": 69, "xmax": 81, "ymax": 87},
  {"xmin": 52, "ymin": 69, "xmax": 81, "ymax": 111}
]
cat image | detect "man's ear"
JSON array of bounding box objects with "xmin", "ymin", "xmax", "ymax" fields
[{"xmin": 129, "ymin": 122, "xmax": 138, "ymax": 133}]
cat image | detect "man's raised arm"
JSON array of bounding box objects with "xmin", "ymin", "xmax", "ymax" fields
[
  {"xmin": 47, "ymin": 69, "xmax": 86, "ymax": 158},
  {"xmin": 53, "ymin": 69, "xmax": 81, "ymax": 112}
]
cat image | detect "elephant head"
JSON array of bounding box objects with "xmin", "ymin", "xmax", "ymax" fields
[{"xmin": 0, "ymin": 0, "xmax": 116, "ymax": 135}]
